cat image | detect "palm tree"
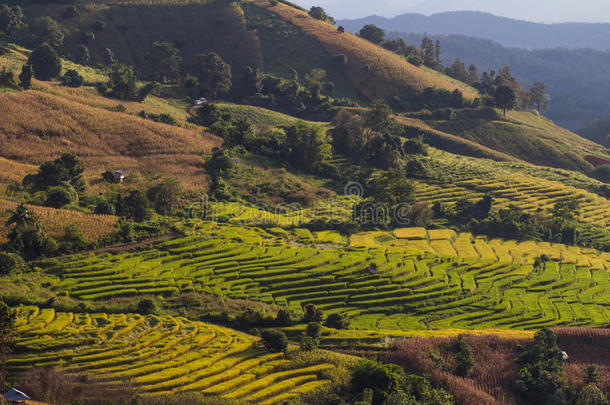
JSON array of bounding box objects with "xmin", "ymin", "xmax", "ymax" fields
[{"xmin": 6, "ymin": 203, "xmax": 38, "ymax": 230}]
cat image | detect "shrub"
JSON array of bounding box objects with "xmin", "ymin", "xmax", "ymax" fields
[
  {"xmin": 0, "ymin": 68, "xmax": 17, "ymax": 88},
  {"xmin": 94, "ymin": 201, "xmax": 115, "ymax": 215},
  {"xmin": 403, "ymin": 136, "xmax": 429, "ymax": 156},
  {"xmin": 299, "ymin": 335, "xmax": 318, "ymax": 351},
  {"xmin": 351, "ymin": 359, "xmax": 406, "ymax": 405},
  {"xmin": 303, "ymin": 303, "xmax": 323, "ymax": 323},
  {"xmin": 147, "ymin": 177, "xmax": 182, "ymax": 215},
  {"xmin": 29, "ymin": 17, "xmax": 64, "ymax": 49},
  {"xmin": 45, "ymin": 186, "xmax": 76, "ymax": 208},
  {"xmin": 275, "ymin": 309, "xmax": 292, "ymax": 326},
  {"xmin": 324, "ymin": 313, "xmax": 349, "ymax": 329},
  {"xmin": 454, "ymin": 335, "xmax": 474, "ymax": 377},
  {"xmin": 19, "ymin": 64, "xmax": 33, "ymax": 89},
  {"xmin": 60, "ymin": 69, "xmax": 84, "ymax": 88},
  {"xmin": 28, "ymin": 43, "xmax": 62, "ymax": 81},
  {"xmin": 305, "ymin": 322, "xmax": 322, "ymax": 339},
  {"xmin": 137, "ymin": 299, "xmax": 156, "ymax": 315},
  {"xmin": 260, "ymin": 330, "xmax": 288, "ymax": 353},
  {"xmin": 0, "ymin": 252, "xmax": 25, "ymax": 275}
]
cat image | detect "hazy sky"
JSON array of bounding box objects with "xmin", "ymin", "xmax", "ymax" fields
[{"xmin": 293, "ymin": 0, "xmax": 610, "ymax": 23}]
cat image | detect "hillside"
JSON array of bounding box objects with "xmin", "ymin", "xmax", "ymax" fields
[
  {"xmin": 248, "ymin": 0, "xmax": 477, "ymax": 101},
  {"xmin": 384, "ymin": 32, "xmax": 610, "ymax": 131},
  {"xmin": 1, "ymin": 2, "xmax": 610, "ymax": 404}
]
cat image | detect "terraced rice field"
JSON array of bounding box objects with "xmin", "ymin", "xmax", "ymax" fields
[
  {"xmin": 9, "ymin": 306, "xmax": 334, "ymax": 403},
  {"xmin": 40, "ymin": 222, "xmax": 610, "ymax": 337}
]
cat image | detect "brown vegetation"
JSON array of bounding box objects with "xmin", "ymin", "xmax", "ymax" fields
[
  {"xmin": 254, "ymin": 0, "xmax": 478, "ymax": 102},
  {"xmin": 0, "ymin": 89, "xmax": 221, "ymax": 191},
  {"xmin": 383, "ymin": 329, "xmax": 610, "ymax": 405},
  {"xmin": 0, "ymin": 199, "xmax": 117, "ymax": 243}
]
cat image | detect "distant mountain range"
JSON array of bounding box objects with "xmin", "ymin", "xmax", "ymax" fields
[
  {"xmin": 338, "ymin": 11, "xmax": 610, "ymax": 50},
  {"xmin": 382, "ymin": 32, "xmax": 610, "ymax": 131}
]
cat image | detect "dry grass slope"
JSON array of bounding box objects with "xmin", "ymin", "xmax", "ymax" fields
[
  {"xmin": 254, "ymin": 0, "xmax": 478, "ymax": 101},
  {"xmin": 0, "ymin": 199, "xmax": 117, "ymax": 243},
  {"xmin": 0, "ymin": 89, "xmax": 221, "ymax": 190}
]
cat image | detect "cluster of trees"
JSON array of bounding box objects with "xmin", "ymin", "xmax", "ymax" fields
[
  {"xmin": 239, "ymin": 65, "xmax": 354, "ymax": 121},
  {"xmin": 23, "ymin": 152, "xmax": 87, "ymax": 209},
  {"xmin": 96, "ymin": 176, "xmax": 183, "ymax": 220},
  {"xmin": 350, "ymin": 359, "xmax": 454, "ymax": 405},
  {"xmin": 434, "ymin": 195, "xmax": 583, "ymax": 246},
  {"xmin": 2, "ymin": 204, "xmax": 89, "ymax": 260},
  {"xmin": 308, "ymin": 6, "xmax": 335, "ymax": 25},
  {"xmin": 356, "ymin": 23, "xmax": 548, "ymax": 115},
  {"xmin": 193, "ymin": 103, "xmax": 333, "ymax": 178},
  {"xmin": 514, "ymin": 328, "xmax": 609, "ymax": 405}
]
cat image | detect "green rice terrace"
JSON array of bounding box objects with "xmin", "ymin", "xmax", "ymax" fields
[
  {"xmin": 8, "ymin": 305, "xmax": 347, "ymax": 403},
  {"xmin": 19, "ymin": 221, "xmax": 610, "ymax": 343}
]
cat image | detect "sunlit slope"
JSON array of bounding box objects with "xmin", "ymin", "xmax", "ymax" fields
[
  {"xmin": 251, "ymin": 0, "xmax": 478, "ymax": 101},
  {"xmin": 9, "ymin": 306, "xmax": 337, "ymax": 402},
  {"xmin": 30, "ymin": 221, "xmax": 610, "ymax": 333}
]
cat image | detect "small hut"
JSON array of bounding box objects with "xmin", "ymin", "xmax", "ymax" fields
[
  {"xmin": 114, "ymin": 170, "xmax": 128, "ymax": 183},
  {"xmin": 4, "ymin": 388, "xmax": 31, "ymax": 404}
]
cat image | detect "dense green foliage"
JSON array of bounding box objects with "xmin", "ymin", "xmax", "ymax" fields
[{"xmin": 27, "ymin": 43, "xmax": 61, "ymax": 81}]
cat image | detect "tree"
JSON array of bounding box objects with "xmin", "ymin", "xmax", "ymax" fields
[
  {"xmin": 447, "ymin": 59, "xmax": 468, "ymax": 83},
  {"xmin": 241, "ymin": 66, "xmax": 264, "ymax": 97},
  {"xmin": 308, "ymin": 6, "xmax": 335, "ymax": 24},
  {"xmin": 0, "ymin": 68, "xmax": 17, "ymax": 88},
  {"xmin": 0, "ymin": 4, "xmax": 24, "ymax": 35},
  {"xmin": 359, "ymin": 24, "xmax": 385, "ymax": 45},
  {"xmin": 0, "ymin": 252, "xmax": 25, "ymax": 275},
  {"xmin": 94, "ymin": 201, "xmax": 115, "ymax": 215},
  {"xmin": 454, "ymin": 335, "xmax": 474, "ymax": 377},
  {"xmin": 119, "ymin": 190, "xmax": 150, "ymax": 222},
  {"xmin": 526, "ymin": 82, "xmax": 548, "ymax": 111},
  {"xmin": 60, "ymin": 69, "xmax": 84, "ymax": 87},
  {"xmin": 147, "ymin": 177, "xmax": 182, "ymax": 215},
  {"xmin": 104, "ymin": 64, "xmax": 137, "ymax": 100},
  {"xmin": 351, "ymin": 360, "xmax": 407, "ymax": 405},
  {"xmin": 103, "ymin": 48, "xmax": 116, "ymax": 65},
  {"xmin": 195, "ymin": 52, "xmax": 232, "ymax": 99},
  {"xmin": 324, "ymin": 313, "xmax": 349, "ymax": 329},
  {"xmin": 29, "ymin": 16, "xmax": 64, "ymax": 48},
  {"xmin": 24, "ymin": 152, "xmax": 86, "ymax": 193},
  {"xmin": 137, "ymin": 299, "xmax": 156, "ymax": 315},
  {"xmin": 5, "ymin": 204, "xmax": 55, "ymax": 260},
  {"xmin": 45, "ymin": 186, "xmax": 76, "ymax": 208},
  {"xmin": 403, "ymin": 136, "xmax": 428, "ymax": 156},
  {"xmin": 145, "ymin": 41, "xmax": 182, "ymax": 82},
  {"xmin": 421, "ymin": 37, "xmax": 438, "ymax": 69},
  {"xmin": 0, "ymin": 301, "xmax": 16, "ymax": 397},
  {"xmin": 305, "ymin": 322, "xmax": 322, "ymax": 339},
  {"xmin": 19, "ymin": 63, "xmax": 32, "ymax": 89},
  {"xmin": 367, "ymin": 169, "xmax": 415, "ymax": 207},
  {"xmin": 28, "ymin": 43, "xmax": 62, "ymax": 81},
  {"xmin": 274, "ymin": 309, "xmax": 292, "ymax": 327},
  {"xmin": 281, "ymin": 122, "xmax": 331, "ymax": 173},
  {"xmin": 260, "ymin": 330, "xmax": 287, "ymax": 353},
  {"xmin": 75, "ymin": 44, "xmax": 90, "ymax": 65},
  {"xmin": 495, "ymin": 85, "xmax": 517, "ymax": 116},
  {"xmin": 514, "ymin": 328, "xmax": 568, "ymax": 404},
  {"xmin": 584, "ymin": 365, "xmax": 601, "ymax": 385},
  {"xmin": 204, "ymin": 148, "xmax": 234, "ymax": 181},
  {"xmin": 303, "ymin": 303, "xmax": 323, "ymax": 323}
]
